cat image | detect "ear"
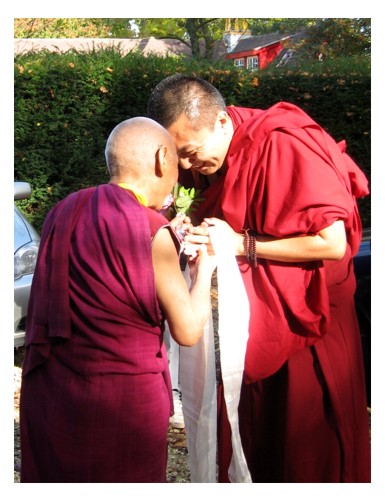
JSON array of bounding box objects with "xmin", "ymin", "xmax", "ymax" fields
[
  {"xmin": 216, "ymin": 111, "xmax": 234, "ymax": 136},
  {"xmin": 154, "ymin": 145, "xmax": 167, "ymax": 178},
  {"xmin": 217, "ymin": 111, "xmax": 232, "ymax": 132}
]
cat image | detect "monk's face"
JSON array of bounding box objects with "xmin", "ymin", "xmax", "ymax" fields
[
  {"xmin": 155, "ymin": 141, "xmax": 179, "ymax": 211},
  {"xmin": 167, "ymin": 111, "xmax": 233, "ymax": 175}
]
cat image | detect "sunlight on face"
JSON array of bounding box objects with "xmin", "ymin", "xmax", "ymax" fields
[{"xmin": 167, "ymin": 112, "xmax": 233, "ymax": 175}]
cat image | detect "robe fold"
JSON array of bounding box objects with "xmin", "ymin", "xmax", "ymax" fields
[
  {"xmin": 188, "ymin": 102, "xmax": 370, "ymax": 482},
  {"xmin": 20, "ymin": 183, "xmax": 175, "ymax": 482}
]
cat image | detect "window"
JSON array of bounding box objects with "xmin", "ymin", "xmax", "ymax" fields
[
  {"xmin": 247, "ymin": 56, "xmax": 259, "ymax": 70},
  {"xmin": 234, "ymin": 58, "xmax": 244, "ymax": 68}
]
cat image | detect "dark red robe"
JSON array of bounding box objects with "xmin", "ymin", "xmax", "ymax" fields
[
  {"xmin": 20, "ymin": 183, "xmax": 175, "ymax": 482},
  {"xmin": 187, "ymin": 102, "xmax": 371, "ymax": 482}
]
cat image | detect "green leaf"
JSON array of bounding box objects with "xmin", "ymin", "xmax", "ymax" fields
[{"xmin": 172, "ymin": 183, "xmax": 204, "ymax": 215}]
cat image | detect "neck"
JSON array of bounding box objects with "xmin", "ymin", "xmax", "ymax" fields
[
  {"xmin": 193, "ymin": 163, "xmax": 227, "ymax": 189},
  {"xmin": 111, "ymin": 181, "xmax": 149, "ymax": 207},
  {"xmin": 207, "ymin": 171, "xmax": 221, "ymax": 186}
]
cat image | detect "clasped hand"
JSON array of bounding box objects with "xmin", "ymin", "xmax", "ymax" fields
[
  {"xmin": 169, "ymin": 214, "xmax": 220, "ymax": 277},
  {"xmin": 181, "ymin": 217, "xmax": 236, "ymax": 258},
  {"xmin": 169, "ymin": 214, "xmax": 238, "ymax": 262}
]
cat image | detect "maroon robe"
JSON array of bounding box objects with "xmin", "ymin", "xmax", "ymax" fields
[
  {"xmin": 188, "ymin": 103, "xmax": 371, "ymax": 482},
  {"xmin": 20, "ymin": 183, "xmax": 176, "ymax": 482}
]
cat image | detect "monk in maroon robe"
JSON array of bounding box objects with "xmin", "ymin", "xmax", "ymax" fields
[
  {"xmin": 147, "ymin": 75, "xmax": 371, "ymax": 482},
  {"xmin": 20, "ymin": 117, "xmax": 216, "ymax": 482}
]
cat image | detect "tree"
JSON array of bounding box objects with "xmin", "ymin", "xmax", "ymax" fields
[
  {"xmin": 297, "ymin": 18, "xmax": 371, "ymax": 60},
  {"xmin": 135, "ymin": 18, "xmax": 227, "ymax": 59},
  {"xmin": 14, "ymin": 18, "xmax": 137, "ymax": 38},
  {"xmin": 246, "ymin": 18, "xmax": 371, "ymax": 61},
  {"xmin": 247, "ymin": 18, "xmax": 315, "ymax": 35},
  {"xmin": 134, "ymin": 18, "xmax": 187, "ymax": 41},
  {"xmin": 14, "ymin": 18, "xmax": 370, "ymax": 61},
  {"xmin": 135, "ymin": 18, "xmax": 371, "ymax": 61}
]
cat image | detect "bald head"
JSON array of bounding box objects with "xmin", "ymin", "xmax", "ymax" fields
[
  {"xmin": 105, "ymin": 117, "xmax": 176, "ymax": 181},
  {"xmin": 105, "ymin": 117, "xmax": 179, "ymax": 210}
]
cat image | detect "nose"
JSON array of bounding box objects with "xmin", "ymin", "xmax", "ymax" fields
[{"xmin": 178, "ymin": 157, "xmax": 193, "ymax": 170}]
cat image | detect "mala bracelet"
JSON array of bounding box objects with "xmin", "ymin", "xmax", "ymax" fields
[{"xmin": 243, "ymin": 228, "xmax": 258, "ymax": 268}]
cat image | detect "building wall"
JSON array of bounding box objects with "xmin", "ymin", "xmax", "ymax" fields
[
  {"xmin": 258, "ymin": 42, "xmax": 284, "ymax": 69},
  {"xmin": 226, "ymin": 41, "xmax": 284, "ymax": 70}
]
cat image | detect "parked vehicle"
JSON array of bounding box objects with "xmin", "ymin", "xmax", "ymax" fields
[
  {"xmin": 14, "ymin": 182, "xmax": 40, "ymax": 347},
  {"xmin": 353, "ymin": 228, "xmax": 371, "ymax": 406}
]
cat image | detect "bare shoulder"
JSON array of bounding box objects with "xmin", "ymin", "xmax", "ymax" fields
[
  {"xmin": 151, "ymin": 226, "xmax": 183, "ymax": 290},
  {"xmin": 152, "ymin": 225, "xmax": 180, "ymax": 261}
]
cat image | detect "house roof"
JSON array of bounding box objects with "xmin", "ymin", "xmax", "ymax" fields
[
  {"xmin": 14, "ymin": 37, "xmax": 192, "ymax": 57},
  {"xmin": 229, "ymin": 32, "xmax": 290, "ymax": 54}
]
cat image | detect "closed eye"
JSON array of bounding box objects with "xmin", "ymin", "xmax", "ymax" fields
[{"xmin": 179, "ymin": 150, "xmax": 197, "ymax": 159}]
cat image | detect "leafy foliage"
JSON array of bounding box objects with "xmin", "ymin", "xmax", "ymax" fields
[
  {"xmin": 14, "ymin": 48, "xmax": 370, "ymax": 231},
  {"xmin": 134, "ymin": 18, "xmax": 188, "ymax": 41},
  {"xmin": 15, "ymin": 18, "xmax": 371, "ymax": 63},
  {"xmin": 289, "ymin": 18, "xmax": 371, "ymax": 61},
  {"xmin": 14, "ymin": 18, "xmax": 137, "ymax": 39},
  {"xmin": 172, "ymin": 184, "xmax": 205, "ymax": 216}
]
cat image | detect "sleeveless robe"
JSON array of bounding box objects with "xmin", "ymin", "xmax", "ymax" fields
[{"xmin": 20, "ymin": 183, "xmax": 176, "ymax": 482}]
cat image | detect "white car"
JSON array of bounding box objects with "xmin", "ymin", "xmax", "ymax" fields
[{"xmin": 14, "ymin": 182, "xmax": 40, "ymax": 347}]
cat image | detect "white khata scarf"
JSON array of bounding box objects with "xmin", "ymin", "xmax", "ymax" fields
[{"xmin": 180, "ymin": 223, "xmax": 252, "ymax": 483}]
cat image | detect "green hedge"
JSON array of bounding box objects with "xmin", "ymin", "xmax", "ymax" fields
[{"xmin": 14, "ymin": 49, "xmax": 370, "ymax": 230}]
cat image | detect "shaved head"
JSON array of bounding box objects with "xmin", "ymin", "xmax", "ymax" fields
[
  {"xmin": 147, "ymin": 74, "xmax": 227, "ymax": 130},
  {"xmin": 105, "ymin": 116, "xmax": 179, "ymax": 210},
  {"xmin": 105, "ymin": 117, "xmax": 176, "ymax": 181}
]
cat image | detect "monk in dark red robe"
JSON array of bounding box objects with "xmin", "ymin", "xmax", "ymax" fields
[
  {"xmin": 20, "ymin": 117, "xmax": 216, "ymax": 482},
  {"xmin": 147, "ymin": 75, "xmax": 371, "ymax": 483},
  {"xmin": 204, "ymin": 103, "xmax": 370, "ymax": 483}
]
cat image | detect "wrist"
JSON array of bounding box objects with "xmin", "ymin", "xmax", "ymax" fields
[
  {"xmin": 235, "ymin": 231, "xmax": 246, "ymax": 256},
  {"xmin": 242, "ymin": 228, "xmax": 258, "ymax": 267}
]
